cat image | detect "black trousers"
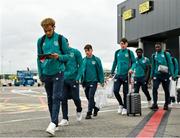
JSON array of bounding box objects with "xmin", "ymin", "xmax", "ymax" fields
[
  {"xmin": 134, "ymin": 76, "xmax": 151, "ymax": 101},
  {"xmin": 113, "ymin": 75, "xmax": 128, "ymax": 109},
  {"xmin": 152, "ymin": 74, "xmax": 170, "ymax": 106}
]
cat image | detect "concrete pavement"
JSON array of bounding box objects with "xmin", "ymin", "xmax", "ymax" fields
[{"xmin": 0, "ymin": 86, "xmax": 180, "ymax": 137}]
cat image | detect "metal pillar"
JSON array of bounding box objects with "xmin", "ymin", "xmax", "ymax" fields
[
  {"xmin": 138, "ymin": 39, "xmax": 144, "ymax": 55},
  {"xmin": 138, "ymin": 39, "xmax": 144, "ymax": 49},
  {"xmin": 161, "ymin": 42, "xmax": 166, "ymax": 50}
]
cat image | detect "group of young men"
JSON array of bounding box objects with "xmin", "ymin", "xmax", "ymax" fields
[
  {"xmin": 112, "ymin": 39, "xmax": 179, "ymax": 116},
  {"xmin": 37, "ymin": 18, "xmax": 179, "ymax": 136}
]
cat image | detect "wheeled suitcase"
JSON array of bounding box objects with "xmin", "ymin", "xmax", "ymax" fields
[
  {"xmin": 127, "ymin": 93, "xmax": 142, "ymax": 116},
  {"xmin": 126, "ymin": 74, "xmax": 142, "ymax": 116}
]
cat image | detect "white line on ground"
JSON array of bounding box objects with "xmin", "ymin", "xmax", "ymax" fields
[
  {"xmin": 11, "ymin": 89, "xmax": 46, "ymax": 97},
  {"xmin": 0, "ymin": 105, "xmax": 152, "ymax": 124},
  {"xmin": 0, "ymin": 97, "xmax": 26, "ymax": 100},
  {"xmin": 0, "ymin": 116, "xmax": 49, "ymax": 124}
]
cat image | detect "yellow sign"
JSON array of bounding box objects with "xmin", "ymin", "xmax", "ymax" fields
[
  {"xmin": 122, "ymin": 9, "xmax": 134, "ymax": 20},
  {"xmin": 139, "ymin": 1, "xmax": 152, "ymax": 14}
]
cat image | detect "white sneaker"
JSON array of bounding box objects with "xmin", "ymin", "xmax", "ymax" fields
[
  {"xmin": 117, "ymin": 105, "xmax": 123, "ymax": 114},
  {"xmin": 121, "ymin": 108, "xmax": 127, "ymax": 115},
  {"xmin": 169, "ymin": 104, "xmax": 172, "ymax": 108},
  {"xmin": 59, "ymin": 119, "xmax": 69, "ymax": 126},
  {"xmin": 46, "ymin": 122, "xmax": 56, "ymax": 136},
  {"xmin": 55, "ymin": 127, "xmax": 59, "ymax": 131},
  {"xmin": 148, "ymin": 100, "xmax": 152, "ymax": 108},
  {"xmin": 76, "ymin": 112, "xmax": 82, "ymax": 121}
]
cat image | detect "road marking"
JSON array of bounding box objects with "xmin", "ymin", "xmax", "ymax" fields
[
  {"xmin": 127, "ymin": 108, "xmax": 174, "ymax": 137},
  {"xmin": 0, "ymin": 109, "xmax": 116, "ymax": 124},
  {"xmin": 0, "ymin": 105, "xmax": 152, "ymax": 124},
  {"xmin": 0, "ymin": 97, "xmax": 26, "ymax": 100},
  {"xmin": 3, "ymin": 98, "xmax": 10, "ymax": 103},
  {"xmin": 136, "ymin": 108, "xmax": 166, "ymax": 138},
  {"xmin": 11, "ymin": 89, "xmax": 46, "ymax": 97},
  {"xmin": 2, "ymin": 98, "xmax": 177, "ymax": 115},
  {"xmin": 0, "ymin": 116, "xmax": 49, "ymax": 124},
  {"xmin": 0, "ymin": 103, "xmax": 47, "ymax": 114},
  {"xmin": 127, "ymin": 111, "xmax": 154, "ymax": 137},
  {"xmin": 155, "ymin": 109, "xmax": 171, "ymax": 137},
  {"xmin": 38, "ymin": 97, "xmax": 47, "ymax": 111}
]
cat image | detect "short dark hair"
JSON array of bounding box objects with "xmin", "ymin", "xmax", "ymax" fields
[
  {"xmin": 84, "ymin": 44, "xmax": 92, "ymax": 50},
  {"xmin": 136, "ymin": 48, "xmax": 143, "ymax": 53},
  {"xmin": 155, "ymin": 42, "xmax": 162, "ymax": 46},
  {"xmin": 120, "ymin": 38, "xmax": 128, "ymax": 43}
]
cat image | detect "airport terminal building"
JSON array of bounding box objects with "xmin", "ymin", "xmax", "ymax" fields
[{"xmin": 117, "ymin": 0, "xmax": 180, "ymax": 67}]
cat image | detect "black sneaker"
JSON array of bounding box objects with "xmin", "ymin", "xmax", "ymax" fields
[
  {"xmin": 85, "ymin": 112, "xmax": 92, "ymax": 119},
  {"xmin": 163, "ymin": 104, "xmax": 169, "ymax": 110},
  {"xmin": 93, "ymin": 107, "xmax": 99, "ymax": 116},
  {"xmin": 85, "ymin": 114, "xmax": 92, "ymax": 119},
  {"xmin": 150, "ymin": 104, "xmax": 159, "ymax": 111}
]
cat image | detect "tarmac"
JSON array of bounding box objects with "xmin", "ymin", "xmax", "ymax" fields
[{"xmin": 0, "ymin": 86, "xmax": 180, "ymax": 137}]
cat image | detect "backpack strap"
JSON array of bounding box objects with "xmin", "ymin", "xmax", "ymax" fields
[
  {"xmin": 40, "ymin": 35, "xmax": 46, "ymax": 54},
  {"xmin": 94, "ymin": 56, "xmax": 101, "ymax": 82},
  {"xmin": 164, "ymin": 52, "xmax": 169, "ymax": 65},
  {"xmin": 128, "ymin": 49, "xmax": 132, "ymax": 67},
  {"xmin": 115, "ymin": 49, "xmax": 120, "ymax": 61},
  {"xmin": 152, "ymin": 54, "xmax": 156, "ymax": 76},
  {"xmin": 58, "ymin": 34, "xmax": 64, "ymax": 54},
  {"xmin": 172, "ymin": 57, "xmax": 175, "ymax": 73},
  {"xmin": 128, "ymin": 49, "xmax": 131, "ymax": 60},
  {"xmin": 153, "ymin": 54, "xmax": 155, "ymax": 65},
  {"xmin": 172, "ymin": 57, "xmax": 175, "ymax": 66},
  {"xmin": 82, "ymin": 58, "xmax": 87, "ymax": 84}
]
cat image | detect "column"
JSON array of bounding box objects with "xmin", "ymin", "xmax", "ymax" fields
[
  {"xmin": 138, "ymin": 39, "xmax": 144, "ymax": 50},
  {"xmin": 161, "ymin": 42, "xmax": 166, "ymax": 50}
]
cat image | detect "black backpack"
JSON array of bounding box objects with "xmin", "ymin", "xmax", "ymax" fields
[
  {"xmin": 172, "ymin": 57, "xmax": 176, "ymax": 73},
  {"xmin": 39, "ymin": 34, "xmax": 64, "ymax": 54}
]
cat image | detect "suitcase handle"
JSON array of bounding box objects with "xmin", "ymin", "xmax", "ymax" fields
[{"xmin": 128, "ymin": 73, "xmax": 134, "ymax": 94}]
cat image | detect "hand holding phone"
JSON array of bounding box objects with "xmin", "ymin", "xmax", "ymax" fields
[
  {"xmin": 38, "ymin": 53, "xmax": 59, "ymax": 60},
  {"xmin": 48, "ymin": 53, "xmax": 59, "ymax": 59},
  {"xmin": 38, "ymin": 54, "xmax": 52, "ymax": 59}
]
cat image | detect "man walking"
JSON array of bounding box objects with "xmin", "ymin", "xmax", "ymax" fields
[
  {"xmin": 129, "ymin": 48, "xmax": 152, "ymax": 108},
  {"xmin": 77, "ymin": 44, "xmax": 104, "ymax": 119},
  {"xmin": 37, "ymin": 18, "xmax": 69, "ymax": 136},
  {"xmin": 150, "ymin": 42, "xmax": 174, "ymax": 111},
  {"xmin": 165, "ymin": 49, "xmax": 179, "ymax": 105},
  {"xmin": 60, "ymin": 40, "xmax": 83, "ymax": 126},
  {"xmin": 111, "ymin": 38, "xmax": 135, "ymax": 115}
]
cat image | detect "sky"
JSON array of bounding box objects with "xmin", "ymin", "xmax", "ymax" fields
[{"xmin": 0, "ymin": 0, "xmax": 127, "ymax": 74}]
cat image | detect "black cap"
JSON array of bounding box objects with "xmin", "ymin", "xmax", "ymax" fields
[{"xmin": 136, "ymin": 48, "xmax": 143, "ymax": 53}]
